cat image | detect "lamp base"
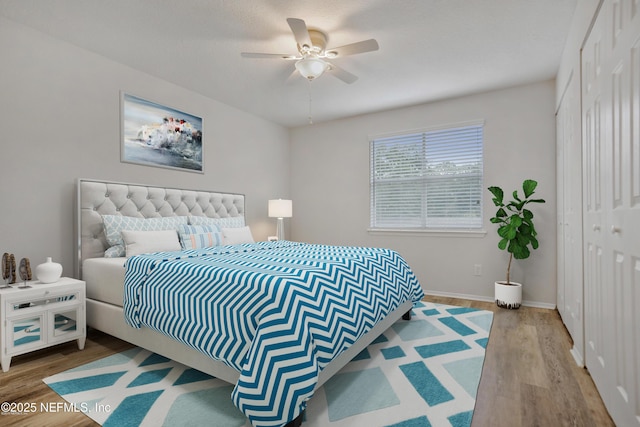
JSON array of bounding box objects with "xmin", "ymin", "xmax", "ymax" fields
[{"xmin": 276, "ymin": 218, "xmax": 285, "ymax": 241}]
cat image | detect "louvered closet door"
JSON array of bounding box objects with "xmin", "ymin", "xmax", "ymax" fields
[{"xmin": 582, "ymin": 1, "xmax": 640, "ymax": 425}]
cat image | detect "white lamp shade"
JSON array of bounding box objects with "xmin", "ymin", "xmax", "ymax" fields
[
  {"xmin": 268, "ymin": 199, "xmax": 292, "ymax": 218},
  {"xmin": 295, "ymin": 57, "xmax": 328, "ymax": 80}
]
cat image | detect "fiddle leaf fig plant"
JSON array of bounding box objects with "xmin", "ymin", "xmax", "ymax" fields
[{"xmin": 488, "ymin": 179, "xmax": 545, "ymax": 284}]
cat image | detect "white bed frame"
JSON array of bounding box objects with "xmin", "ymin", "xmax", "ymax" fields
[{"xmin": 76, "ymin": 178, "xmax": 412, "ymax": 419}]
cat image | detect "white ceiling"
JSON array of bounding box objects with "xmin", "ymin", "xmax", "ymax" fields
[{"xmin": 0, "ymin": 0, "xmax": 576, "ymax": 128}]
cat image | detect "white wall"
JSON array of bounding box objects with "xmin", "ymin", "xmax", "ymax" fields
[
  {"xmin": 0, "ymin": 17, "xmax": 290, "ymax": 278},
  {"xmin": 290, "ymin": 81, "xmax": 557, "ymax": 307}
]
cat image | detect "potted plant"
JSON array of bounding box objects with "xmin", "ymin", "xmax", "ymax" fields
[{"xmin": 488, "ymin": 179, "xmax": 545, "ymax": 309}]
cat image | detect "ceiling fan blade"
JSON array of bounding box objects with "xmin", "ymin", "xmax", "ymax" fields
[
  {"xmin": 326, "ymin": 62, "xmax": 358, "ymax": 84},
  {"xmin": 287, "ymin": 18, "xmax": 312, "ymax": 49},
  {"xmin": 241, "ymin": 52, "xmax": 299, "ymax": 60},
  {"xmin": 326, "ymin": 39, "xmax": 379, "ymax": 57}
]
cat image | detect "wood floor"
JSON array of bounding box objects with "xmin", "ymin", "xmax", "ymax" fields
[
  {"xmin": 429, "ymin": 296, "xmax": 615, "ymax": 427},
  {"xmin": 0, "ymin": 296, "xmax": 615, "ymax": 427}
]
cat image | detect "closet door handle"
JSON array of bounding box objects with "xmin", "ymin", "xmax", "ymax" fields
[
  {"xmin": 592, "ymin": 224, "xmax": 601, "ymax": 231},
  {"xmin": 611, "ymin": 225, "xmax": 621, "ymax": 234}
]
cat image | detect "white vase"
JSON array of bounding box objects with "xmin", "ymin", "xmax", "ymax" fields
[
  {"xmin": 494, "ymin": 281, "xmax": 522, "ymax": 309},
  {"xmin": 36, "ymin": 257, "xmax": 63, "ymax": 284}
]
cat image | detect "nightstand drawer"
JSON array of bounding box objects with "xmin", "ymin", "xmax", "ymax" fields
[{"xmin": 6, "ymin": 290, "xmax": 81, "ymax": 314}]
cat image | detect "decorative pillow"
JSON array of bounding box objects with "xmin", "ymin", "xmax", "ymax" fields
[
  {"xmin": 104, "ymin": 245, "xmax": 126, "ymax": 258},
  {"xmin": 102, "ymin": 215, "xmax": 188, "ymax": 257},
  {"xmin": 222, "ymin": 226, "xmax": 254, "ymax": 245},
  {"xmin": 179, "ymin": 224, "xmax": 223, "ymax": 250},
  {"xmin": 121, "ymin": 230, "xmax": 181, "ymax": 257},
  {"xmin": 189, "ymin": 216, "xmax": 245, "ymax": 229}
]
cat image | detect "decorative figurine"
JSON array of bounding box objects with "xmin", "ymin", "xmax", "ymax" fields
[
  {"xmin": 1, "ymin": 253, "xmax": 10, "ymax": 288},
  {"xmin": 18, "ymin": 258, "xmax": 32, "ymax": 289},
  {"xmin": 2, "ymin": 252, "xmax": 16, "ymax": 287}
]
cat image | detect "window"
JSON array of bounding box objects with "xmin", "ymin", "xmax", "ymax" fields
[{"xmin": 370, "ymin": 122, "xmax": 483, "ymax": 231}]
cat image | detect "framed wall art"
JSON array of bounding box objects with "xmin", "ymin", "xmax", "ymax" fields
[{"xmin": 121, "ymin": 93, "xmax": 203, "ymax": 173}]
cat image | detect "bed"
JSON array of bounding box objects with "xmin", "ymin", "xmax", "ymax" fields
[{"xmin": 76, "ymin": 178, "xmax": 424, "ymax": 427}]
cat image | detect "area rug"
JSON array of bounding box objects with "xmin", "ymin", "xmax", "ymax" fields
[{"xmin": 43, "ymin": 302, "xmax": 493, "ymax": 427}]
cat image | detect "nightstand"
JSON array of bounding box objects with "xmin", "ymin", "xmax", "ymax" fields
[{"xmin": 1, "ymin": 277, "xmax": 86, "ymax": 372}]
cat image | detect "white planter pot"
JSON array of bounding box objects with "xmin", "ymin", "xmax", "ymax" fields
[{"xmin": 494, "ymin": 281, "xmax": 522, "ymax": 309}]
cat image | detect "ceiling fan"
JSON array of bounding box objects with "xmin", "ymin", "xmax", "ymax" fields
[{"xmin": 241, "ymin": 18, "xmax": 379, "ymax": 84}]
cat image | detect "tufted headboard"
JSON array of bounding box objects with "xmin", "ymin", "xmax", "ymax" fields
[{"xmin": 76, "ymin": 178, "xmax": 245, "ymax": 278}]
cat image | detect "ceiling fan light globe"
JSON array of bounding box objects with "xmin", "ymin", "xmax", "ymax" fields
[{"xmin": 295, "ymin": 57, "xmax": 328, "ymax": 80}]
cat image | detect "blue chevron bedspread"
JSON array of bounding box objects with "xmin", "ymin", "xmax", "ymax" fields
[{"xmin": 123, "ymin": 240, "xmax": 424, "ymax": 427}]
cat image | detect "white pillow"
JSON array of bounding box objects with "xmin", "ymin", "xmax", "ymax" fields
[
  {"xmin": 121, "ymin": 230, "xmax": 181, "ymax": 257},
  {"xmin": 102, "ymin": 215, "xmax": 188, "ymax": 257},
  {"xmin": 222, "ymin": 226, "xmax": 255, "ymax": 245}
]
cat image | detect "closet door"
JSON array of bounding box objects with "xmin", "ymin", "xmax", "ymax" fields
[
  {"xmin": 556, "ymin": 93, "xmax": 566, "ymax": 322},
  {"xmin": 557, "ymin": 71, "xmax": 584, "ymax": 365},
  {"xmin": 583, "ymin": 4, "xmax": 606, "ymax": 388},
  {"xmin": 606, "ymin": 0, "xmax": 640, "ymax": 423},
  {"xmin": 582, "ymin": 1, "xmax": 640, "ymax": 425}
]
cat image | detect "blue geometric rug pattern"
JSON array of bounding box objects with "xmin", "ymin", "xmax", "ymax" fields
[{"xmin": 43, "ymin": 302, "xmax": 492, "ymax": 427}]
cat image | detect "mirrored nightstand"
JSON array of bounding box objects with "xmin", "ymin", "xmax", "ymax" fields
[{"xmin": 1, "ymin": 277, "xmax": 86, "ymax": 372}]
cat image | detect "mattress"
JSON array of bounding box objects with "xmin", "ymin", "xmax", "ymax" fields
[{"xmin": 83, "ymin": 257, "xmax": 126, "ymax": 306}]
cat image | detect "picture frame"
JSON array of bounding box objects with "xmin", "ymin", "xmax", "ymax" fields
[{"xmin": 121, "ymin": 93, "xmax": 203, "ymax": 173}]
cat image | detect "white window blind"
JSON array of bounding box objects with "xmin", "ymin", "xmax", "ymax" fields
[{"xmin": 370, "ymin": 123, "xmax": 483, "ymax": 230}]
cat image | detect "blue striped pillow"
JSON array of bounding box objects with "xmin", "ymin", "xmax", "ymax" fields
[{"xmin": 179, "ymin": 224, "xmax": 223, "ymax": 250}]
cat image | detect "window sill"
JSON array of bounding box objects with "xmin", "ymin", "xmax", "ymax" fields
[{"xmin": 367, "ymin": 228, "xmax": 487, "ymax": 238}]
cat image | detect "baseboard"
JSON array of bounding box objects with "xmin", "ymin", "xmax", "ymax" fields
[
  {"xmin": 570, "ymin": 346, "xmax": 585, "ymax": 367},
  {"xmin": 424, "ymin": 290, "xmax": 494, "ymax": 303},
  {"xmin": 423, "ymin": 290, "xmax": 556, "ymax": 310}
]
